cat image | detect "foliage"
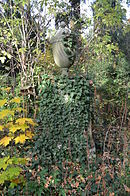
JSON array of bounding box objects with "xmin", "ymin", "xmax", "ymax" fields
[
  {"xmin": 81, "ymin": 0, "xmax": 129, "ymax": 80},
  {"xmin": 0, "ymin": 0, "xmax": 50, "ymax": 92},
  {"xmin": 0, "ymin": 88, "xmax": 37, "ymax": 192},
  {"xmin": 0, "ymin": 0, "xmax": 129, "ymax": 195},
  {"xmin": 38, "ymin": 75, "xmax": 92, "ymax": 165},
  {"xmin": 23, "ymin": 73, "xmax": 129, "ymax": 195},
  {"xmin": 25, "ymin": 156, "xmax": 129, "ymax": 195},
  {"xmin": 0, "ymin": 156, "xmax": 26, "ymax": 188},
  {"xmin": 24, "ymin": 75, "xmax": 95, "ymax": 194}
]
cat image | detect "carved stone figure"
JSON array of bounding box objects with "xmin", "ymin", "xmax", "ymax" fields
[{"xmin": 50, "ymin": 22, "xmax": 76, "ymax": 75}]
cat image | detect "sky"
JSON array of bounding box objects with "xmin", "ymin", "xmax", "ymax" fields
[
  {"xmin": 46, "ymin": 0, "xmax": 130, "ymax": 37},
  {"xmin": 81, "ymin": 0, "xmax": 130, "ymax": 19},
  {"xmin": 121, "ymin": 0, "xmax": 130, "ymax": 18}
]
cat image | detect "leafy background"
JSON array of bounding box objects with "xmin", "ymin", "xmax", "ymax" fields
[{"xmin": 0, "ymin": 0, "xmax": 129, "ymax": 195}]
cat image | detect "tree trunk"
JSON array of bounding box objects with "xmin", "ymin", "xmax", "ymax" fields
[{"xmin": 69, "ymin": 0, "xmax": 81, "ymax": 57}]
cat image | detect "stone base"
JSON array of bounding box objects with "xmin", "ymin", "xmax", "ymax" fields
[{"xmin": 61, "ymin": 68, "xmax": 69, "ymax": 76}]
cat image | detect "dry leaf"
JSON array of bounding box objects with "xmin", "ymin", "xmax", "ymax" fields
[
  {"xmin": 109, "ymin": 193, "xmax": 115, "ymax": 196},
  {"xmin": 124, "ymin": 184, "xmax": 130, "ymax": 192}
]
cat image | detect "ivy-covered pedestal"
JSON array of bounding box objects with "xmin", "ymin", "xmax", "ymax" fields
[{"xmin": 39, "ymin": 75, "xmax": 94, "ymax": 166}]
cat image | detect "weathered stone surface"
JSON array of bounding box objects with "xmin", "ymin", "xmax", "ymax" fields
[{"xmin": 50, "ymin": 22, "xmax": 75, "ymax": 75}]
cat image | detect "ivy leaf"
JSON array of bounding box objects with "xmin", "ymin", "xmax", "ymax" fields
[
  {"xmin": 0, "ymin": 136, "xmax": 12, "ymax": 146},
  {"xmin": 14, "ymin": 134, "xmax": 29, "ymax": 144},
  {"xmin": 0, "ymin": 99, "xmax": 7, "ymax": 107}
]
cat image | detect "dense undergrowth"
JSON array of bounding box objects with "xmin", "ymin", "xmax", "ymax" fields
[
  {"xmin": 0, "ymin": 64, "xmax": 129, "ymax": 195},
  {"xmin": 0, "ymin": 0, "xmax": 129, "ymax": 195}
]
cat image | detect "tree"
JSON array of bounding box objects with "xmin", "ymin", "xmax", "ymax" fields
[
  {"xmin": 70, "ymin": 0, "xmax": 81, "ymax": 54},
  {"xmin": 0, "ymin": 0, "xmax": 48, "ymax": 94}
]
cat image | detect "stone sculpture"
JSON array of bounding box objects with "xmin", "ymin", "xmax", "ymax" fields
[{"xmin": 50, "ymin": 21, "xmax": 76, "ymax": 75}]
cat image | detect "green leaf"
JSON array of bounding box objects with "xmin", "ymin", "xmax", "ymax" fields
[
  {"xmin": 6, "ymin": 166, "xmax": 22, "ymax": 180},
  {"xmin": 0, "ymin": 57, "xmax": 6, "ymax": 64},
  {"xmin": 6, "ymin": 53, "xmax": 12, "ymax": 59},
  {"xmin": 0, "ymin": 157, "xmax": 9, "ymax": 170}
]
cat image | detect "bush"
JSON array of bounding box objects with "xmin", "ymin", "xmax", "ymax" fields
[{"xmin": 0, "ymin": 87, "xmax": 37, "ymax": 194}]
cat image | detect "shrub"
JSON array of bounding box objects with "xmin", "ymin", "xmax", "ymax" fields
[{"xmin": 0, "ymin": 87, "xmax": 37, "ymax": 193}]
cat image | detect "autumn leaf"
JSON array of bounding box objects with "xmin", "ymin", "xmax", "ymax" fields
[
  {"xmin": 10, "ymin": 97, "xmax": 21, "ymax": 104},
  {"xmin": 5, "ymin": 119, "xmax": 31, "ymax": 133},
  {"xmin": 11, "ymin": 178, "xmax": 20, "ymax": 184},
  {"xmin": 16, "ymin": 118, "xmax": 38, "ymax": 126},
  {"xmin": 10, "ymin": 175, "xmax": 25, "ymax": 188},
  {"xmin": 109, "ymin": 193, "xmax": 115, "ymax": 196},
  {"xmin": 75, "ymin": 181, "xmax": 79, "ymax": 188},
  {"xmin": 9, "ymin": 123, "xmax": 29, "ymax": 133},
  {"xmin": 5, "ymin": 122, "xmax": 13, "ymax": 128},
  {"xmin": 0, "ymin": 109, "xmax": 14, "ymax": 119},
  {"xmin": 95, "ymin": 175, "xmax": 102, "ymax": 184},
  {"xmin": 14, "ymin": 134, "xmax": 29, "ymax": 144},
  {"xmin": 1, "ymin": 87, "xmax": 11, "ymax": 92},
  {"xmin": 12, "ymin": 107, "xmax": 26, "ymax": 112},
  {"xmin": 0, "ymin": 136, "xmax": 12, "ymax": 146},
  {"xmin": 0, "ymin": 125, "xmax": 4, "ymax": 131},
  {"xmin": 9, "ymin": 124, "xmax": 21, "ymax": 133},
  {"xmin": 17, "ymin": 158, "xmax": 27, "ymax": 165},
  {"xmin": 26, "ymin": 130, "xmax": 34, "ymax": 139},
  {"xmin": 0, "ymin": 99, "xmax": 7, "ymax": 107}
]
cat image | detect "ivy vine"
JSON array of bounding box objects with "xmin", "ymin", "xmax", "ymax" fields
[{"xmin": 33, "ymin": 75, "xmax": 93, "ymax": 168}]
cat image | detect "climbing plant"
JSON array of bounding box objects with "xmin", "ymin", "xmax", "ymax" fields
[
  {"xmin": 38, "ymin": 75, "xmax": 93, "ymax": 165},
  {"xmin": 25, "ymin": 75, "xmax": 95, "ymax": 195}
]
